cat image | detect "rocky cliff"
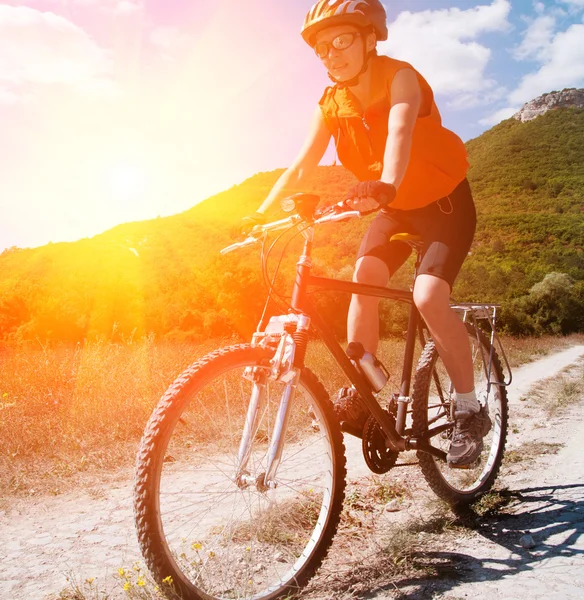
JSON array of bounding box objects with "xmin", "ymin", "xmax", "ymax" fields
[{"xmin": 513, "ymin": 88, "xmax": 584, "ymax": 122}]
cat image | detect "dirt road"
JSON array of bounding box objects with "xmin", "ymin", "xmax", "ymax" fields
[
  {"xmin": 430, "ymin": 417, "xmax": 584, "ymax": 600},
  {"xmin": 1, "ymin": 346, "xmax": 583, "ymax": 600}
]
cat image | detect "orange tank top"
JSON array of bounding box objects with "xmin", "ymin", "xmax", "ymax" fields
[{"xmin": 319, "ymin": 55, "xmax": 469, "ymax": 210}]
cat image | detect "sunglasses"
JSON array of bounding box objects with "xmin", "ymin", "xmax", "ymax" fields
[{"xmin": 314, "ymin": 32, "xmax": 362, "ymax": 59}]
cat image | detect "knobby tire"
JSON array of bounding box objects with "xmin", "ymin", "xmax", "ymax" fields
[
  {"xmin": 411, "ymin": 324, "xmax": 509, "ymax": 506},
  {"xmin": 134, "ymin": 344, "xmax": 346, "ymax": 600}
]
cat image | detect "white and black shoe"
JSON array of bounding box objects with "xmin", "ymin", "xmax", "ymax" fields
[{"xmin": 447, "ymin": 405, "xmax": 492, "ymax": 468}]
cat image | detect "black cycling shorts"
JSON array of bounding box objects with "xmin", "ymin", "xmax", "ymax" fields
[{"xmin": 357, "ymin": 178, "xmax": 476, "ymax": 289}]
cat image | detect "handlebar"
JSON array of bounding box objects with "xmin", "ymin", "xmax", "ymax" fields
[{"xmin": 220, "ymin": 203, "xmax": 361, "ymax": 255}]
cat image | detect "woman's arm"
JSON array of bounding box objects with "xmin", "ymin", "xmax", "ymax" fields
[
  {"xmin": 380, "ymin": 67, "xmax": 421, "ymax": 188},
  {"xmin": 345, "ymin": 68, "xmax": 421, "ymax": 213},
  {"xmin": 257, "ymin": 106, "xmax": 332, "ymax": 214}
]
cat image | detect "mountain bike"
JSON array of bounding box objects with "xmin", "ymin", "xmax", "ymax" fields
[{"xmin": 134, "ymin": 193, "xmax": 511, "ymax": 600}]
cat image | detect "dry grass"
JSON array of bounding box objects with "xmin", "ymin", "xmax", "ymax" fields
[
  {"xmin": 48, "ymin": 563, "xmax": 169, "ymax": 600},
  {"xmin": 302, "ymin": 481, "xmax": 470, "ymax": 599},
  {"xmin": 504, "ymin": 441, "xmax": 563, "ymax": 466},
  {"xmin": 307, "ymin": 333, "xmax": 584, "ymax": 391},
  {"xmin": 29, "ymin": 331, "xmax": 584, "ymax": 600},
  {"xmin": 1, "ymin": 333, "xmax": 582, "ymax": 500},
  {"xmin": 0, "ymin": 337, "xmax": 222, "ymax": 498},
  {"xmin": 501, "ymin": 333, "xmax": 584, "ymax": 368},
  {"xmin": 228, "ymin": 492, "xmax": 323, "ymax": 548},
  {"xmin": 470, "ymin": 489, "xmax": 513, "ymax": 517},
  {"xmin": 522, "ymin": 360, "xmax": 584, "ymax": 416}
]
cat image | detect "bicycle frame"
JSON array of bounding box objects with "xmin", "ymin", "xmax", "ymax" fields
[
  {"xmin": 228, "ymin": 208, "xmax": 512, "ymax": 487},
  {"xmin": 288, "ymin": 233, "xmax": 425, "ymax": 455}
]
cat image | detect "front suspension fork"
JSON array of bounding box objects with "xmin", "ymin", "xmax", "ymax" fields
[
  {"xmin": 263, "ymin": 373, "xmax": 299, "ymax": 487},
  {"xmin": 235, "ymin": 371, "xmax": 300, "ymax": 491},
  {"xmin": 235, "ymin": 369, "xmax": 267, "ymax": 486},
  {"xmin": 236, "ymin": 323, "xmax": 306, "ymax": 490}
]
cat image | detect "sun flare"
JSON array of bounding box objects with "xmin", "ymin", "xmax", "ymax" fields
[{"xmin": 109, "ymin": 163, "xmax": 146, "ymax": 198}]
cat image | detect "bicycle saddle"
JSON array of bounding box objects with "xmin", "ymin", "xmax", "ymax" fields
[{"xmin": 389, "ymin": 233, "xmax": 422, "ymax": 247}]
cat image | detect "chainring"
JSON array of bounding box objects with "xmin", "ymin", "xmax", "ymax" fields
[{"xmin": 361, "ymin": 411, "xmax": 399, "ymax": 474}]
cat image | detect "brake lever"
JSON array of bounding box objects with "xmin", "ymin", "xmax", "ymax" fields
[{"xmin": 314, "ymin": 201, "xmax": 349, "ymax": 219}]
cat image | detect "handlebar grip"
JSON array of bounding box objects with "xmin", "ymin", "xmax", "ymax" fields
[{"xmin": 375, "ymin": 194, "xmax": 391, "ymax": 209}]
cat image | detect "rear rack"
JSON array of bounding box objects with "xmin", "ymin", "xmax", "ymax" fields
[{"xmin": 450, "ymin": 303, "xmax": 512, "ymax": 389}]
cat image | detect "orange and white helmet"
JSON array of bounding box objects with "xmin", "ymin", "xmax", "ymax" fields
[{"xmin": 301, "ymin": 0, "xmax": 388, "ymax": 46}]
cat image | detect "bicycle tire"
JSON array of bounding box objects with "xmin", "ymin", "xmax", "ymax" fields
[
  {"xmin": 134, "ymin": 344, "xmax": 346, "ymax": 600},
  {"xmin": 411, "ymin": 323, "xmax": 508, "ymax": 506}
]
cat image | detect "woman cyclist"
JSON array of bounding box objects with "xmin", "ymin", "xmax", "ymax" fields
[{"xmin": 239, "ymin": 0, "xmax": 490, "ymax": 467}]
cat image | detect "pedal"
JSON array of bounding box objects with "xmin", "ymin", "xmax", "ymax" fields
[{"xmin": 448, "ymin": 458, "xmax": 480, "ymax": 470}]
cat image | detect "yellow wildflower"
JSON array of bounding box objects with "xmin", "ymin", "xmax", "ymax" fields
[
  {"xmin": 123, "ymin": 582, "xmax": 131, "ymax": 591},
  {"xmin": 118, "ymin": 567, "xmax": 125, "ymax": 577},
  {"xmin": 191, "ymin": 542, "xmax": 202, "ymax": 551},
  {"xmin": 162, "ymin": 575, "xmax": 173, "ymax": 585},
  {"xmin": 137, "ymin": 577, "xmax": 146, "ymax": 587}
]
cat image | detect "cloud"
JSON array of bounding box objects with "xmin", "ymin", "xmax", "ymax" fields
[
  {"xmin": 378, "ymin": 0, "xmax": 511, "ymax": 106},
  {"xmin": 37, "ymin": 0, "xmax": 142, "ymax": 14},
  {"xmin": 478, "ymin": 105, "xmax": 520, "ymax": 126},
  {"xmin": 71, "ymin": 0, "xmax": 142, "ymax": 13},
  {"xmin": 534, "ymin": 2, "xmax": 546, "ymax": 14},
  {"xmin": 149, "ymin": 26, "xmax": 191, "ymax": 55},
  {"xmin": 0, "ymin": 86, "xmax": 20, "ymax": 105},
  {"xmin": 557, "ymin": 0, "xmax": 584, "ymax": 8},
  {"xmin": 512, "ymin": 14, "xmax": 556, "ymax": 60},
  {"xmin": 115, "ymin": 1, "xmax": 141, "ymax": 15},
  {"xmin": 509, "ymin": 22, "xmax": 584, "ymax": 104},
  {"xmin": 0, "ymin": 5, "xmax": 112, "ymax": 101}
]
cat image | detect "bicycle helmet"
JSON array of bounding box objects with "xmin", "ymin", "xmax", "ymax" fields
[{"xmin": 301, "ymin": 0, "xmax": 388, "ymax": 47}]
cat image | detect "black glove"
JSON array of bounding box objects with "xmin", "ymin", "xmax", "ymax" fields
[
  {"xmin": 231, "ymin": 211, "xmax": 266, "ymax": 239},
  {"xmin": 344, "ymin": 181, "xmax": 396, "ymax": 209}
]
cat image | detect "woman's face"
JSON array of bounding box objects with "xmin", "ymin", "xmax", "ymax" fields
[{"xmin": 313, "ymin": 24, "xmax": 375, "ymax": 82}]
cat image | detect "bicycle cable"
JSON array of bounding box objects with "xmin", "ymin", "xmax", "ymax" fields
[
  {"xmin": 263, "ymin": 224, "xmax": 306, "ymax": 307},
  {"xmin": 257, "ymin": 221, "xmax": 311, "ymax": 328},
  {"xmin": 257, "ymin": 223, "xmax": 296, "ymax": 327},
  {"xmin": 256, "ymin": 231, "xmax": 282, "ymax": 330},
  {"xmin": 257, "ymin": 204, "xmax": 345, "ymax": 328}
]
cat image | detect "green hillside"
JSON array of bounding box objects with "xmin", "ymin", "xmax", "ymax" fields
[
  {"xmin": 458, "ymin": 108, "xmax": 584, "ymax": 333},
  {"xmin": 1, "ymin": 106, "xmax": 583, "ymax": 342}
]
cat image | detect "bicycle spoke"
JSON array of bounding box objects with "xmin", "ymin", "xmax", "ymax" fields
[
  {"xmin": 412, "ymin": 323, "xmax": 508, "ymax": 503},
  {"xmin": 135, "ymin": 348, "xmax": 345, "ymax": 600}
]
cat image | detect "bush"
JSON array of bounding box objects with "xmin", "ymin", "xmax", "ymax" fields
[{"xmin": 500, "ymin": 272, "xmax": 584, "ymax": 335}]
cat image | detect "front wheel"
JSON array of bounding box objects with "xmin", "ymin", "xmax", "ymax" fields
[
  {"xmin": 134, "ymin": 344, "xmax": 346, "ymax": 600},
  {"xmin": 411, "ymin": 323, "xmax": 508, "ymax": 506}
]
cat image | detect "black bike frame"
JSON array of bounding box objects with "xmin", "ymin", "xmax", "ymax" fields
[{"xmin": 288, "ymin": 236, "xmax": 445, "ymax": 459}]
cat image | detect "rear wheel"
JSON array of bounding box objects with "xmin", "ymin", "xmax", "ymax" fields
[
  {"xmin": 134, "ymin": 344, "xmax": 346, "ymax": 600},
  {"xmin": 411, "ymin": 324, "xmax": 508, "ymax": 506}
]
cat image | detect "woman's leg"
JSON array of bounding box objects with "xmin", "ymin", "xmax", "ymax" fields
[
  {"xmin": 412, "ymin": 274, "xmax": 474, "ymax": 393},
  {"xmin": 413, "ymin": 273, "xmax": 491, "ymax": 466},
  {"xmin": 347, "ymin": 255, "xmax": 390, "ymax": 354},
  {"xmin": 349, "ymin": 210, "xmax": 411, "ymax": 354}
]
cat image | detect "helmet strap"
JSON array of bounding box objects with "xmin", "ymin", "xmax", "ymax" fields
[{"xmin": 328, "ymin": 44, "xmax": 374, "ymax": 89}]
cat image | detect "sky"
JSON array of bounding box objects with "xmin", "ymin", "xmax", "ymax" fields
[{"xmin": 0, "ymin": 0, "xmax": 583, "ymax": 251}]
